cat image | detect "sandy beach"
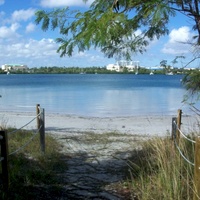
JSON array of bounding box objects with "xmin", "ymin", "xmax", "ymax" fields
[{"xmin": 0, "ymin": 111, "xmax": 199, "ymax": 136}]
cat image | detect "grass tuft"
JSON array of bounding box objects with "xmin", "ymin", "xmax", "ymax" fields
[
  {"xmin": 0, "ymin": 128, "xmax": 66, "ymax": 200},
  {"xmin": 128, "ymin": 136, "xmax": 195, "ymax": 200}
]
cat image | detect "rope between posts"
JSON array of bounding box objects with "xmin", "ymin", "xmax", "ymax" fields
[
  {"xmin": 9, "ymin": 125, "xmax": 42, "ymax": 156},
  {"xmin": 174, "ymin": 139, "xmax": 195, "ymax": 166},
  {"xmin": 8, "ymin": 111, "xmax": 42, "ymax": 135},
  {"xmin": 173, "ymin": 120, "xmax": 196, "ymax": 144},
  {"xmin": 173, "ymin": 120, "xmax": 195, "ymax": 166}
]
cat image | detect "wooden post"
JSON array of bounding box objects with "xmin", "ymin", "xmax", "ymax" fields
[
  {"xmin": 171, "ymin": 117, "xmax": 177, "ymax": 140},
  {"xmin": 171, "ymin": 117, "xmax": 177, "ymax": 158},
  {"xmin": 194, "ymin": 137, "xmax": 200, "ymax": 200},
  {"xmin": 39, "ymin": 108, "xmax": 45, "ymax": 153},
  {"xmin": 0, "ymin": 130, "xmax": 9, "ymax": 191},
  {"xmin": 36, "ymin": 104, "xmax": 40, "ymax": 130},
  {"xmin": 176, "ymin": 109, "xmax": 182, "ymax": 143}
]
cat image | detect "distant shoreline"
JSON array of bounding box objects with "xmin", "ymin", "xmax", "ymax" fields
[{"xmin": 0, "ymin": 65, "xmax": 190, "ymax": 75}]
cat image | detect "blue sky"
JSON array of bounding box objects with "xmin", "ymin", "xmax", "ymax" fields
[{"xmin": 0, "ymin": 0, "xmax": 198, "ymax": 68}]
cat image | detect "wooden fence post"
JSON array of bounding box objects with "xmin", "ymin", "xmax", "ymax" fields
[
  {"xmin": 176, "ymin": 109, "xmax": 182, "ymax": 143},
  {"xmin": 36, "ymin": 104, "xmax": 40, "ymax": 130},
  {"xmin": 0, "ymin": 130, "xmax": 9, "ymax": 191},
  {"xmin": 39, "ymin": 108, "xmax": 45, "ymax": 153},
  {"xmin": 172, "ymin": 117, "xmax": 177, "ymax": 140},
  {"xmin": 194, "ymin": 137, "xmax": 200, "ymax": 200}
]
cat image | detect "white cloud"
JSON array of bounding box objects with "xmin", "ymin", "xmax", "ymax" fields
[
  {"xmin": 40, "ymin": 0, "xmax": 94, "ymax": 7},
  {"xmin": 0, "ymin": 0, "xmax": 4, "ymax": 5},
  {"xmin": 162, "ymin": 26, "xmax": 193, "ymax": 55},
  {"xmin": 26, "ymin": 22, "xmax": 35, "ymax": 33},
  {"xmin": 0, "ymin": 38, "xmax": 58, "ymax": 59},
  {"xmin": 134, "ymin": 29, "xmax": 142, "ymax": 37},
  {"xmin": 0, "ymin": 0, "xmax": 114, "ymax": 67},
  {"xmin": 10, "ymin": 23, "xmax": 20, "ymax": 32},
  {"xmin": 0, "ymin": 23, "xmax": 20, "ymax": 38},
  {"xmin": 11, "ymin": 8, "xmax": 35, "ymax": 22},
  {"xmin": 169, "ymin": 26, "xmax": 191, "ymax": 43},
  {"xmin": 73, "ymin": 51, "xmax": 87, "ymax": 58},
  {"xmin": 0, "ymin": 35, "xmax": 113, "ymax": 67}
]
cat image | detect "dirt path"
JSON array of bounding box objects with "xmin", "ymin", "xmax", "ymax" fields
[{"xmin": 50, "ymin": 132, "xmax": 149, "ymax": 200}]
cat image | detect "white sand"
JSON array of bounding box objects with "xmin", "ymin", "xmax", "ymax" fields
[{"xmin": 0, "ymin": 111, "xmax": 199, "ymax": 136}]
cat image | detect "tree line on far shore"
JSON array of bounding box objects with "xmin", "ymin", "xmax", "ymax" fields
[{"xmin": 0, "ymin": 66, "xmax": 196, "ymax": 75}]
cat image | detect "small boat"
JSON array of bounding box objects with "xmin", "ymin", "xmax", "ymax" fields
[
  {"xmin": 150, "ymin": 72, "xmax": 154, "ymax": 75},
  {"xmin": 166, "ymin": 72, "xmax": 173, "ymax": 75}
]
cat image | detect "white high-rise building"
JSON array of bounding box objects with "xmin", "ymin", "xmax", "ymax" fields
[{"xmin": 1, "ymin": 64, "xmax": 28, "ymax": 71}]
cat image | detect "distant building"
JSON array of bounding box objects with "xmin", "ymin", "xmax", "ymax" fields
[
  {"xmin": 1, "ymin": 64, "xmax": 28, "ymax": 72},
  {"xmin": 106, "ymin": 63, "xmax": 120, "ymax": 72},
  {"xmin": 106, "ymin": 60, "xmax": 139, "ymax": 72}
]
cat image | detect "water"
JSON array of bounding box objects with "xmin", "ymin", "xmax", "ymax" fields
[{"xmin": 0, "ymin": 74, "xmax": 189, "ymax": 117}]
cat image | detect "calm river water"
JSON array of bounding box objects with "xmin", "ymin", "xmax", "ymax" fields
[{"xmin": 0, "ymin": 74, "xmax": 190, "ymax": 117}]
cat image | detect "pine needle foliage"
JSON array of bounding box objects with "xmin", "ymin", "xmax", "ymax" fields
[{"xmin": 35, "ymin": 0, "xmax": 200, "ymax": 60}]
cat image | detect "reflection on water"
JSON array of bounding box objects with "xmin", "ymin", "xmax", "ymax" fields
[{"xmin": 0, "ymin": 74, "xmax": 190, "ymax": 117}]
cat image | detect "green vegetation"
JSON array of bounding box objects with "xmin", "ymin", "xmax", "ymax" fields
[
  {"xmin": 35, "ymin": 1, "xmax": 200, "ymax": 61},
  {"xmin": 29, "ymin": 66, "xmax": 114, "ymax": 74},
  {"xmin": 127, "ymin": 136, "xmax": 195, "ymax": 199},
  {"xmin": 0, "ymin": 129, "xmax": 66, "ymax": 200}
]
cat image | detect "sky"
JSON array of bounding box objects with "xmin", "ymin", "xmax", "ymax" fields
[{"xmin": 0, "ymin": 0, "xmax": 199, "ymax": 68}]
